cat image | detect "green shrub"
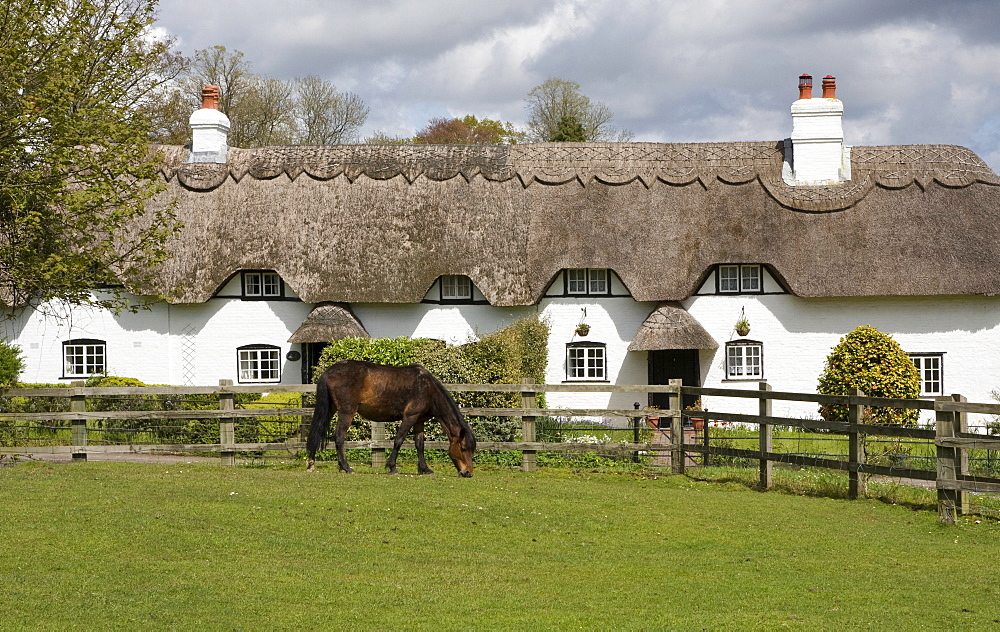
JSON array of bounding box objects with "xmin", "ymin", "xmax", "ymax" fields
[
  {"xmin": 255, "ymin": 392, "xmax": 305, "ymax": 441},
  {"xmin": 817, "ymin": 325, "xmax": 920, "ymax": 425},
  {"xmin": 0, "ymin": 340, "xmax": 24, "ymax": 387}
]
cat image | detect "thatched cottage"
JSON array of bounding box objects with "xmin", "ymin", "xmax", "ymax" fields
[{"xmin": 7, "ymin": 75, "xmax": 1000, "ymax": 418}]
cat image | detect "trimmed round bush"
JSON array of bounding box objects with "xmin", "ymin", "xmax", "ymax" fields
[{"xmin": 817, "ymin": 325, "xmax": 921, "ymax": 425}]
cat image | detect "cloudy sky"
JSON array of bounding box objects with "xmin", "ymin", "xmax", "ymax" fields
[{"xmin": 155, "ymin": 0, "xmax": 1000, "ymax": 170}]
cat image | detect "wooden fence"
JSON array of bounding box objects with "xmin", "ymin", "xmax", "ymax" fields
[{"xmin": 3, "ymin": 379, "xmax": 1000, "ymax": 524}]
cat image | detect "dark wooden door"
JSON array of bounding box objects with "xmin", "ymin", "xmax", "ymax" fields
[
  {"xmin": 300, "ymin": 342, "xmax": 327, "ymax": 384},
  {"xmin": 648, "ymin": 349, "xmax": 700, "ymax": 410}
]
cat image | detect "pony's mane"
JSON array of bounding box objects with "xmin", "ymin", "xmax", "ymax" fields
[{"xmin": 424, "ymin": 370, "xmax": 476, "ymax": 449}]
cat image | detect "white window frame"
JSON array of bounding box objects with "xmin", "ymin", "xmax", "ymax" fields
[
  {"xmin": 726, "ymin": 340, "xmax": 763, "ymax": 379},
  {"xmin": 566, "ymin": 343, "xmax": 607, "ymax": 381},
  {"xmin": 238, "ymin": 345, "xmax": 281, "ymax": 383},
  {"xmin": 718, "ymin": 264, "xmax": 762, "ymax": 294},
  {"xmin": 243, "ymin": 271, "xmax": 282, "ymax": 298},
  {"xmin": 63, "ymin": 339, "xmax": 106, "ymax": 377},
  {"xmin": 567, "ymin": 269, "xmax": 610, "ymax": 296},
  {"xmin": 910, "ymin": 353, "xmax": 944, "ymax": 397},
  {"xmin": 440, "ymin": 275, "xmax": 472, "ymax": 301}
]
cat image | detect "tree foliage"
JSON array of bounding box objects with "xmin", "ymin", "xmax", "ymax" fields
[
  {"xmin": 0, "ymin": 340, "xmax": 24, "ymax": 386},
  {"xmin": 817, "ymin": 325, "xmax": 921, "ymax": 425},
  {"xmin": 0, "ymin": 0, "xmax": 183, "ymax": 312},
  {"xmin": 413, "ymin": 115, "xmax": 524, "ymax": 145},
  {"xmin": 156, "ymin": 45, "xmax": 369, "ymax": 147},
  {"xmin": 549, "ymin": 115, "xmax": 587, "ymax": 142},
  {"xmin": 524, "ymin": 78, "xmax": 633, "ymax": 142}
]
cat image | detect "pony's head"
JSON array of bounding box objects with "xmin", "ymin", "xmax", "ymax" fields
[{"xmin": 448, "ymin": 425, "xmax": 476, "ymax": 477}]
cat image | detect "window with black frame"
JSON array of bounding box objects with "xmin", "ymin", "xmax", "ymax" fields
[
  {"xmin": 725, "ymin": 340, "xmax": 763, "ymax": 380},
  {"xmin": 565, "ymin": 341, "xmax": 607, "ymax": 381},
  {"xmin": 62, "ymin": 339, "xmax": 106, "ymax": 377},
  {"xmin": 237, "ymin": 344, "xmax": 281, "ymax": 383}
]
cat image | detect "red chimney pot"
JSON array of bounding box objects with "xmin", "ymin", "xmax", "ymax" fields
[
  {"xmin": 822, "ymin": 75, "xmax": 836, "ymax": 99},
  {"xmin": 201, "ymin": 85, "xmax": 221, "ymax": 109},
  {"xmin": 798, "ymin": 74, "xmax": 813, "ymax": 100}
]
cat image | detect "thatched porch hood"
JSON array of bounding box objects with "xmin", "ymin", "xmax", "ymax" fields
[{"xmin": 139, "ymin": 141, "xmax": 1000, "ymax": 306}]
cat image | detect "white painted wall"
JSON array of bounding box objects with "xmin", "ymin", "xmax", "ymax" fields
[
  {"xmin": 686, "ymin": 293, "xmax": 1000, "ymax": 424},
  {"xmin": 5, "ymin": 292, "xmax": 313, "ymax": 386},
  {"xmin": 7, "ymin": 280, "xmax": 1000, "ymax": 427},
  {"xmin": 537, "ymin": 297, "xmax": 653, "ymax": 414}
]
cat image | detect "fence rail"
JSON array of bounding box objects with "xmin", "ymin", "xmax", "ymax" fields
[{"xmin": 3, "ymin": 379, "xmax": 998, "ymax": 523}]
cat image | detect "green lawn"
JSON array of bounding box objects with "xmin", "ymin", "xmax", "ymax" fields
[{"xmin": 2, "ymin": 460, "xmax": 999, "ymax": 630}]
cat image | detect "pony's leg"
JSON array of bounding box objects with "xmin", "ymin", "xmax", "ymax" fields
[
  {"xmin": 334, "ymin": 407, "xmax": 357, "ymax": 474},
  {"xmin": 386, "ymin": 415, "xmax": 419, "ymax": 474},
  {"xmin": 414, "ymin": 421, "xmax": 433, "ymax": 475}
]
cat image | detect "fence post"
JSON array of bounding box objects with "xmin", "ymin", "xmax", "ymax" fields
[
  {"xmin": 70, "ymin": 381, "xmax": 87, "ymax": 461},
  {"xmin": 936, "ymin": 396, "xmax": 962, "ymax": 524},
  {"xmin": 632, "ymin": 402, "xmax": 641, "ymax": 464},
  {"xmin": 219, "ymin": 379, "xmax": 235, "ymax": 466},
  {"xmin": 954, "ymin": 394, "xmax": 969, "ymax": 515},
  {"xmin": 669, "ymin": 379, "xmax": 684, "ymax": 474},
  {"xmin": 521, "ymin": 378, "xmax": 537, "ymax": 472},
  {"xmin": 371, "ymin": 420, "xmax": 386, "ymax": 470},
  {"xmin": 759, "ymin": 382, "xmax": 773, "ymax": 490},
  {"xmin": 847, "ymin": 387, "xmax": 867, "ymax": 499}
]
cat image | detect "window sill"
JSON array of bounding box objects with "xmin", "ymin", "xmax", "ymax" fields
[
  {"xmin": 722, "ymin": 378, "xmax": 767, "ymax": 383},
  {"xmin": 562, "ymin": 380, "xmax": 611, "ymax": 384}
]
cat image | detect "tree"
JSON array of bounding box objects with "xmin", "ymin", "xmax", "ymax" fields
[
  {"xmin": 549, "ymin": 115, "xmax": 586, "ymax": 142},
  {"xmin": 817, "ymin": 325, "xmax": 921, "ymax": 425},
  {"xmin": 412, "ymin": 115, "xmax": 524, "ymax": 145},
  {"xmin": 293, "ymin": 75, "xmax": 369, "ymax": 145},
  {"xmin": 0, "ymin": 340, "xmax": 24, "ymax": 386},
  {"xmin": 524, "ymin": 78, "xmax": 633, "ymax": 142},
  {"xmin": 0, "ymin": 0, "xmax": 183, "ymax": 313},
  {"xmin": 168, "ymin": 46, "xmax": 368, "ymax": 147}
]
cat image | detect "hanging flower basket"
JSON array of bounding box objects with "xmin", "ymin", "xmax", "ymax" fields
[
  {"xmin": 575, "ymin": 324, "xmax": 591, "ymax": 337},
  {"xmin": 735, "ymin": 317, "xmax": 750, "ymax": 337}
]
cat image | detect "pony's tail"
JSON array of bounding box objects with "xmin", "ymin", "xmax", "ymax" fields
[{"xmin": 307, "ymin": 376, "xmax": 332, "ymax": 459}]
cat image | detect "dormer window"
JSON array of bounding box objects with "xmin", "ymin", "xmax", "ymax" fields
[
  {"xmin": 567, "ymin": 269, "xmax": 610, "ymax": 296},
  {"xmin": 718, "ymin": 265, "xmax": 762, "ymax": 294},
  {"xmin": 440, "ymin": 275, "xmax": 472, "ymax": 301},
  {"xmin": 242, "ymin": 271, "xmax": 283, "ymax": 298}
]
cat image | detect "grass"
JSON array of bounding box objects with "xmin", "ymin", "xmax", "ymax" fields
[{"xmin": 3, "ymin": 460, "xmax": 1000, "ymax": 630}]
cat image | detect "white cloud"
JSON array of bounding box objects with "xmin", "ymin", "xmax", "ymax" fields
[{"xmin": 156, "ymin": 0, "xmax": 1000, "ymax": 171}]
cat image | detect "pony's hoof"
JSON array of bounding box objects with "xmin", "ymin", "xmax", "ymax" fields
[{"xmin": 418, "ymin": 468, "xmax": 434, "ymax": 475}]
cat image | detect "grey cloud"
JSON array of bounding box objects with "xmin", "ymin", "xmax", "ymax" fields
[{"xmin": 156, "ymin": 0, "xmax": 1000, "ymax": 170}]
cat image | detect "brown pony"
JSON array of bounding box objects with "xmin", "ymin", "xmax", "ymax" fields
[{"xmin": 306, "ymin": 360, "xmax": 476, "ymax": 477}]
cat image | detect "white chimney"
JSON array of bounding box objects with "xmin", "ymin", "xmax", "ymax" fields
[
  {"xmin": 187, "ymin": 85, "xmax": 230, "ymax": 163},
  {"xmin": 784, "ymin": 74, "xmax": 850, "ymax": 185}
]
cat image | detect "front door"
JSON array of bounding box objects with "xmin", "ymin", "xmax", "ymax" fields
[
  {"xmin": 300, "ymin": 342, "xmax": 328, "ymax": 384},
  {"xmin": 648, "ymin": 349, "xmax": 700, "ymax": 410}
]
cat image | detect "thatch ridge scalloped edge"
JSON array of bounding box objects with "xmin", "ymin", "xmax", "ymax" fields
[{"xmin": 152, "ymin": 141, "xmax": 1000, "ymax": 210}]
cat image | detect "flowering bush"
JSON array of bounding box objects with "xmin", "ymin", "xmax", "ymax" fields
[{"xmin": 817, "ymin": 325, "xmax": 920, "ymax": 425}]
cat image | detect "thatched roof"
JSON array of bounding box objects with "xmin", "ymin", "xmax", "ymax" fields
[
  {"xmin": 287, "ymin": 302, "xmax": 368, "ymax": 343},
  {"xmin": 629, "ymin": 303, "xmax": 718, "ymax": 351},
  {"xmin": 136, "ymin": 141, "xmax": 1000, "ymax": 305}
]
